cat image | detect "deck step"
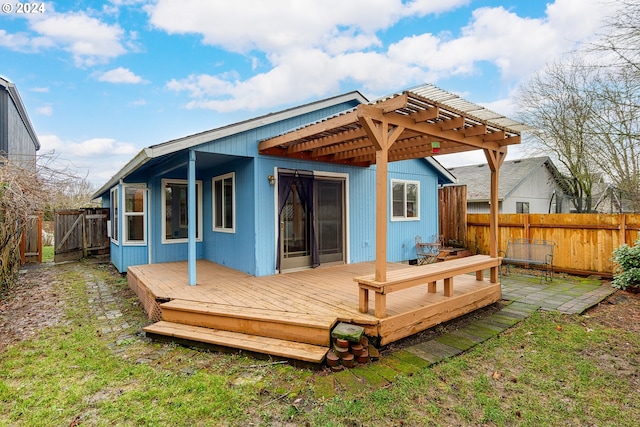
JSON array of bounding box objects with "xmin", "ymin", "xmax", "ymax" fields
[
  {"xmin": 159, "ymin": 299, "xmax": 337, "ymax": 346},
  {"xmin": 144, "ymin": 321, "xmax": 329, "ymax": 364}
]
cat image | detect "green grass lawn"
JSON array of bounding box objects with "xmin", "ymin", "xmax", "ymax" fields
[
  {"xmin": 1, "ymin": 262, "xmax": 638, "ymax": 426},
  {"xmin": 41, "ymin": 246, "xmax": 54, "ymax": 263}
]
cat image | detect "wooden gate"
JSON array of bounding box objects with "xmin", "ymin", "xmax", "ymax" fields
[
  {"xmin": 20, "ymin": 212, "xmax": 42, "ymax": 264},
  {"xmin": 54, "ymin": 208, "xmax": 110, "ymax": 262}
]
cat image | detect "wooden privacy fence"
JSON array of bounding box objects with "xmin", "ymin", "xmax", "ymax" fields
[
  {"xmin": 438, "ymin": 185, "xmax": 467, "ymax": 246},
  {"xmin": 466, "ymin": 214, "xmax": 640, "ymax": 277},
  {"xmin": 54, "ymin": 208, "xmax": 110, "ymax": 262}
]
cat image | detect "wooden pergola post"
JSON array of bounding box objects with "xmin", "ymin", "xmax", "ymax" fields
[
  {"xmin": 484, "ymin": 148, "xmax": 506, "ymax": 282},
  {"xmin": 358, "ymin": 106, "xmax": 404, "ymax": 282}
]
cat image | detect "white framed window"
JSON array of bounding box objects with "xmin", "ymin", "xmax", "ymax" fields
[
  {"xmin": 110, "ymin": 187, "xmax": 119, "ymax": 244},
  {"xmin": 123, "ymin": 185, "xmax": 147, "ymax": 245},
  {"xmin": 162, "ymin": 179, "xmax": 202, "ymax": 243},
  {"xmin": 391, "ymin": 179, "xmax": 420, "ymax": 221},
  {"xmin": 213, "ymin": 172, "xmax": 235, "ymax": 233}
]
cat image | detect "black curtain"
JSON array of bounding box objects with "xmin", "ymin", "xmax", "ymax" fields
[{"xmin": 276, "ymin": 169, "xmax": 319, "ymax": 271}]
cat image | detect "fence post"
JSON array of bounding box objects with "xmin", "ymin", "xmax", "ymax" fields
[{"xmin": 82, "ymin": 209, "xmax": 88, "ymax": 258}]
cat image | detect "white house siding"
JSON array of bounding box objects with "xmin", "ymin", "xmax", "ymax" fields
[{"xmin": 502, "ymin": 166, "xmax": 559, "ymax": 214}]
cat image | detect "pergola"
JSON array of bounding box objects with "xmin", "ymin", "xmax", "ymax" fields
[{"xmin": 258, "ymin": 84, "xmax": 527, "ymax": 283}]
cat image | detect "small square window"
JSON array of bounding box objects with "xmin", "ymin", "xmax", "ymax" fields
[
  {"xmin": 391, "ymin": 179, "xmax": 420, "ymax": 220},
  {"xmin": 516, "ymin": 202, "xmax": 530, "ymax": 214}
]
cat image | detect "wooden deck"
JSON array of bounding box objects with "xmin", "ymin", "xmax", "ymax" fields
[{"xmin": 130, "ymin": 260, "xmax": 501, "ymax": 364}]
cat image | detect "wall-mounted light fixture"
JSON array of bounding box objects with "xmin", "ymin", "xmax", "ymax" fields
[{"xmin": 267, "ymin": 175, "xmax": 275, "ymax": 185}]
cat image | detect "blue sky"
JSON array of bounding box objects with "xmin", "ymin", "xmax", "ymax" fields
[{"xmin": 0, "ymin": 0, "xmax": 614, "ymax": 185}]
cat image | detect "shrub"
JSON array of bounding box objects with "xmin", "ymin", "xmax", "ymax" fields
[{"xmin": 611, "ymin": 238, "xmax": 640, "ymax": 291}]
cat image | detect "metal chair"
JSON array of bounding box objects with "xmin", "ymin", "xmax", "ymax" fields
[{"xmin": 415, "ymin": 235, "xmax": 440, "ymax": 265}]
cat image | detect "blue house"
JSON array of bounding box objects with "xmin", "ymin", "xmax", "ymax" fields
[
  {"xmin": 93, "ymin": 88, "xmax": 456, "ymax": 277},
  {"xmin": 92, "ymin": 84, "xmax": 526, "ymax": 362}
]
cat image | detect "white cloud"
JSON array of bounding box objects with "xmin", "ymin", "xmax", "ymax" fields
[
  {"xmin": 147, "ymin": 0, "xmax": 468, "ymax": 54},
  {"xmin": 36, "ymin": 105, "xmax": 53, "ymax": 116},
  {"xmin": 0, "ymin": 29, "xmax": 53, "ymax": 52},
  {"xmin": 31, "ymin": 12, "xmax": 127, "ymax": 66},
  {"xmin": 97, "ymin": 67, "xmax": 147, "ymax": 84},
  {"xmin": 40, "ymin": 134, "xmax": 137, "ymax": 157},
  {"xmin": 38, "ymin": 134, "xmax": 138, "ymax": 184},
  {"xmin": 0, "ymin": 11, "xmax": 129, "ymax": 66},
  {"xmin": 159, "ymin": 0, "xmax": 614, "ymax": 113}
]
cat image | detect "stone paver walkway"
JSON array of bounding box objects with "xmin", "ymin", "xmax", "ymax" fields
[{"xmin": 85, "ymin": 271, "xmax": 138, "ymax": 350}]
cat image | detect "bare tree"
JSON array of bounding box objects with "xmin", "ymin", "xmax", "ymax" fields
[
  {"xmin": 596, "ymin": 0, "xmax": 640, "ymax": 75},
  {"xmin": 588, "ymin": 65, "xmax": 640, "ymax": 211},
  {"xmin": 515, "ymin": 57, "xmax": 601, "ymax": 212},
  {"xmin": 0, "ymin": 157, "xmax": 45, "ymax": 291},
  {"xmin": 516, "ymin": 0, "xmax": 640, "ymax": 213},
  {"xmin": 37, "ymin": 151, "xmax": 99, "ymax": 220}
]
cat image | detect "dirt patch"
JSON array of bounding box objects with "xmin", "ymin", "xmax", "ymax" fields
[
  {"xmin": 0, "ymin": 263, "xmax": 66, "ymax": 352},
  {"xmin": 584, "ymin": 289, "xmax": 640, "ymax": 333}
]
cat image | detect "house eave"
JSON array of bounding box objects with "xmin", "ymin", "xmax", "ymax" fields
[{"xmin": 91, "ymin": 148, "xmax": 153, "ymax": 199}]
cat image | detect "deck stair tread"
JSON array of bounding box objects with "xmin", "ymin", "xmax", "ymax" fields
[
  {"xmin": 144, "ymin": 321, "xmax": 329, "ymax": 364},
  {"xmin": 161, "ymin": 299, "xmax": 337, "ymax": 329}
]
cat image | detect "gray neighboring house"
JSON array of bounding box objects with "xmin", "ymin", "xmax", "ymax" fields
[
  {"xmin": 0, "ymin": 76, "xmax": 40, "ymax": 169},
  {"xmin": 448, "ymin": 156, "xmax": 572, "ymax": 214}
]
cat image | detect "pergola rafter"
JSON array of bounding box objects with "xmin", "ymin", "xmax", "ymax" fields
[{"xmin": 258, "ymin": 87, "xmax": 526, "ymax": 282}]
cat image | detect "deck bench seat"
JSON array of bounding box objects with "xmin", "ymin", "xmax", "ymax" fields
[{"xmin": 354, "ymin": 254, "xmax": 502, "ymax": 318}]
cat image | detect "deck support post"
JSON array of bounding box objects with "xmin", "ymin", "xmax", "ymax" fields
[
  {"xmin": 484, "ymin": 148, "xmax": 506, "ymax": 283},
  {"xmin": 188, "ymin": 149, "xmax": 197, "ymax": 286},
  {"xmin": 357, "ymin": 105, "xmax": 405, "ymax": 284}
]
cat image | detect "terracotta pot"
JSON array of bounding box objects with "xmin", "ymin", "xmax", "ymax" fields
[
  {"xmin": 342, "ymin": 353, "xmax": 355, "ymax": 368},
  {"xmin": 335, "ymin": 338, "xmax": 350, "ymax": 348},
  {"xmin": 357, "ymin": 350, "xmax": 370, "ymax": 364},
  {"xmin": 326, "ymin": 350, "xmax": 340, "ymax": 367},
  {"xmin": 333, "ymin": 343, "xmax": 350, "ymax": 357},
  {"xmin": 350, "ymin": 343, "xmax": 364, "ymax": 356}
]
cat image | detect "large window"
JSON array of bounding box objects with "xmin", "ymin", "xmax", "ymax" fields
[
  {"xmin": 391, "ymin": 179, "xmax": 420, "ymax": 220},
  {"xmin": 123, "ymin": 186, "xmax": 146, "ymax": 244},
  {"xmin": 162, "ymin": 179, "xmax": 202, "ymax": 243},
  {"xmin": 110, "ymin": 187, "xmax": 119, "ymax": 243},
  {"xmin": 213, "ymin": 172, "xmax": 235, "ymax": 233}
]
